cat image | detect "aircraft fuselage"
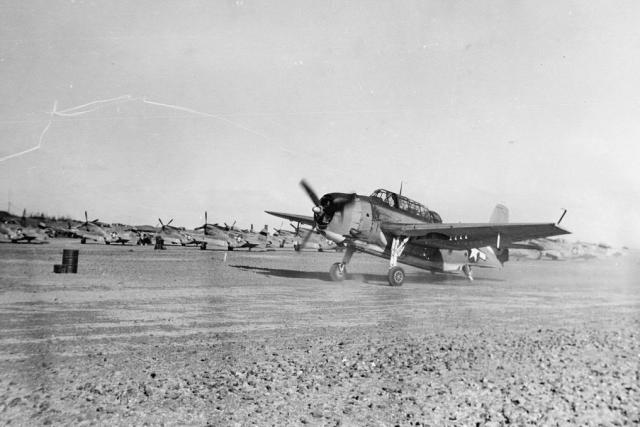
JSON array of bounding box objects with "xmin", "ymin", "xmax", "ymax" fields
[{"xmin": 318, "ymin": 193, "xmax": 495, "ymax": 273}]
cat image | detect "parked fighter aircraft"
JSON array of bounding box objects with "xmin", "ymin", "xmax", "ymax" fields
[
  {"xmin": 511, "ymin": 238, "xmax": 627, "ymax": 260},
  {"xmin": 156, "ymin": 218, "xmax": 195, "ymax": 246},
  {"xmin": 266, "ymin": 180, "xmax": 570, "ymax": 286},
  {"xmin": 71, "ymin": 211, "xmax": 132, "ymax": 244},
  {"xmin": 0, "ymin": 210, "xmax": 48, "ymax": 243},
  {"xmin": 270, "ymin": 221, "xmax": 337, "ymax": 251},
  {"xmin": 193, "ymin": 211, "xmax": 248, "ymax": 250},
  {"xmin": 211, "ymin": 222, "xmax": 265, "ymax": 250}
]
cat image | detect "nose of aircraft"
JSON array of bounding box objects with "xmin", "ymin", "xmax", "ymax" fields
[{"xmin": 299, "ymin": 179, "xmax": 356, "ymax": 230}]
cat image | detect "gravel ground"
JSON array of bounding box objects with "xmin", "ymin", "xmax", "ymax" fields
[{"xmin": 1, "ymin": 240, "xmax": 639, "ymax": 425}]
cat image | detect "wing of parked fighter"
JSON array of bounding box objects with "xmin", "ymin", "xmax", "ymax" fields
[
  {"xmin": 381, "ymin": 222, "xmax": 569, "ymax": 250},
  {"xmin": 264, "ymin": 211, "xmax": 316, "ymax": 227}
]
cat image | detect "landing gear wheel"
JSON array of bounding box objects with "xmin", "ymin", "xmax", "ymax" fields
[
  {"xmin": 81, "ymin": 238, "xmax": 86, "ymax": 244},
  {"xmin": 329, "ymin": 262, "xmax": 347, "ymax": 281},
  {"xmin": 293, "ymin": 243, "xmax": 301, "ymax": 252},
  {"xmin": 200, "ymin": 243, "xmax": 207, "ymax": 250},
  {"xmin": 388, "ymin": 266, "xmax": 405, "ymax": 287}
]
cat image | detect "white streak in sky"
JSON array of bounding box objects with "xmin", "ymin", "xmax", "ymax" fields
[
  {"xmin": 1, "ymin": 95, "xmax": 280, "ymax": 163},
  {"xmin": 55, "ymin": 95, "xmax": 134, "ymax": 115},
  {"xmin": 0, "ymin": 102, "xmax": 56, "ymax": 163},
  {"xmin": 141, "ymin": 98, "xmax": 271, "ymax": 140}
]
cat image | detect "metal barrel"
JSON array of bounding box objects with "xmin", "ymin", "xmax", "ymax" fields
[
  {"xmin": 53, "ymin": 264, "xmax": 64, "ymax": 273},
  {"xmin": 61, "ymin": 249, "xmax": 79, "ymax": 273}
]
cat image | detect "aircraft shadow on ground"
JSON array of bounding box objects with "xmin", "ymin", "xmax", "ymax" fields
[{"xmin": 230, "ymin": 265, "xmax": 490, "ymax": 286}]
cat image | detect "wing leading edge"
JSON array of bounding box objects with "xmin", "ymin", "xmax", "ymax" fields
[
  {"xmin": 381, "ymin": 222, "xmax": 570, "ymax": 250},
  {"xmin": 265, "ymin": 211, "xmax": 315, "ymax": 227}
]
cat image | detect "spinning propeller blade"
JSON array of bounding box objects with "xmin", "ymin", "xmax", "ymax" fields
[{"xmin": 300, "ymin": 179, "xmax": 321, "ymax": 207}]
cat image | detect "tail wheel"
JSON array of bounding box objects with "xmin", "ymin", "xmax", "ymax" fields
[
  {"xmin": 388, "ymin": 266, "xmax": 405, "ymax": 286},
  {"xmin": 81, "ymin": 238, "xmax": 86, "ymax": 244},
  {"xmin": 329, "ymin": 262, "xmax": 347, "ymax": 281}
]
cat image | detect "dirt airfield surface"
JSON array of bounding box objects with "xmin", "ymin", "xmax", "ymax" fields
[{"xmin": 0, "ymin": 240, "xmax": 639, "ymax": 426}]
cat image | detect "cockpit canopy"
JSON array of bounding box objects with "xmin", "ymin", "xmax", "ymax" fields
[{"xmin": 370, "ymin": 189, "xmax": 442, "ymax": 223}]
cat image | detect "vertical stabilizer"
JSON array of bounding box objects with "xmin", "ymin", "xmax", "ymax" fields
[
  {"xmin": 489, "ymin": 204, "xmax": 509, "ymax": 265},
  {"xmin": 490, "ymin": 204, "xmax": 509, "ymax": 223}
]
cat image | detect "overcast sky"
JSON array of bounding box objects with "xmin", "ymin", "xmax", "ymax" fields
[{"xmin": 1, "ymin": 1, "xmax": 638, "ymax": 247}]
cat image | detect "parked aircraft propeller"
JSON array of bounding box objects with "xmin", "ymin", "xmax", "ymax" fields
[
  {"xmin": 158, "ymin": 218, "xmax": 175, "ymax": 232},
  {"xmin": 195, "ymin": 211, "xmax": 216, "ymax": 236}
]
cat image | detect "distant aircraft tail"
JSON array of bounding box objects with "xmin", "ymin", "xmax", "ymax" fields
[
  {"xmin": 488, "ymin": 204, "xmax": 509, "ymax": 265},
  {"xmin": 489, "ymin": 204, "xmax": 509, "ymax": 224}
]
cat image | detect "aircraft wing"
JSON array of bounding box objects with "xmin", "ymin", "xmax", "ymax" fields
[
  {"xmin": 265, "ymin": 211, "xmax": 315, "ymax": 226},
  {"xmin": 381, "ymin": 222, "xmax": 569, "ymax": 250}
]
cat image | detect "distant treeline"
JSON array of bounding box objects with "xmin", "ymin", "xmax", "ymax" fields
[{"xmin": 23, "ymin": 212, "xmax": 76, "ymax": 222}]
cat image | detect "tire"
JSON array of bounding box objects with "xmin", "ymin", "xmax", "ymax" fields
[
  {"xmin": 293, "ymin": 243, "xmax": 301, "ymax": 252},
  {"xmin": 329, "ymin": 262, "xmax": 347, "ymax": 281},
  {"xmin": 387, "ymin": 266, "xmax": 405, "ymax": 286},
  {"xmin": 81, "ymin": 238, "xmax": 86, "ymax": 244},
  {"xmin": 200, "ymin": 243, "xmax": 207, "ymax": 250}
]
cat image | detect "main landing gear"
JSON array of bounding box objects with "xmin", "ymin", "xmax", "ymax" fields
[
  {"xmin": 329, "ymin": 245, "xmax": 355, "ymax": 281},
  {"xmin": 327, "ymin": 237, "xmax": 410, "ymax": 287},
  {"xmin": 461, "ymin": 264, "xmax": 473, "ymax": 281},
  {"xmin": 387, "ymin": 237, "xmax": 409, "ymax": 286}
]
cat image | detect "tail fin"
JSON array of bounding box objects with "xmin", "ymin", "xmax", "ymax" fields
[
  {"xmin": 489, "ymin": 204, "xmax": 509, "ymax": 223},
  {"xmin": 489, "ymin": 204, "xmax": 509, "ymax": 265}
]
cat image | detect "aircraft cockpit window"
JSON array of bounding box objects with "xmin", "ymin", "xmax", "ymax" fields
[{"xmin": 387, "ymin": 193, "xmax": 399, "ymax": 208}]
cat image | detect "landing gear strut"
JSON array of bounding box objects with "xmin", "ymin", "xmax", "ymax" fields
[
  {"xmin": 329, "ymin": 245, "xmax": 355, "ymax": 281},
  {"xmin": 462, "ymin": 264, "xmax": 474, "ymax": 281},
  {"xmin": 387, "ymin": 237, "xmax": 409, "ymax": 286}
]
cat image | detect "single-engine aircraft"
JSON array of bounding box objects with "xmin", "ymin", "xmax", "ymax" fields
[
  {"xmin": 0, "ymin": 209, "xmax": 48, "ymax": 243},
  {"xmin": 266, "ymin": 180, "xmax": 570, "ymax": 286},
  {"xmin": 156, "ymin": 218, "xmax": 195, "ymax": 246},
  {"xmin": 193, "ymin": 211, "xmax": 249, "ymax": 250},
  {"xmin": 211, "ymin": 221, "xmax": 266, "ymax": 250},
  {"xmin": 72, "ymin": 211, "xmax": 129, "ymax": 244},
  {"xmin": 277, "ymin": 222, "xmax": 338, "ymax": 252}
]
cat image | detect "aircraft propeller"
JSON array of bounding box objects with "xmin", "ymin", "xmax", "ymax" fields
[
  {"xmin": 77, "ymin": 211, "xmax": 92, "ymax": 229},
  {"xmin": 158, "ymin": 218, "xmax": 175, "ymax": 232},
  {"xmin": 195, "ymin": 211, "xmax": 216, "ymax": 235},
  {"xmin": 299, "ymin": 179, "xmax": 355, "ymax": 228},
  {"xmin": 300, "ymin": 179, "xmax": 321, "ymax": 208},
  {"xmin": 298, "ymin": 180, "xmax": 323, "ymax": 249},
  {"xmin": 289, "ymin": 222, "xmax": 300, "ymax": 234}
]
